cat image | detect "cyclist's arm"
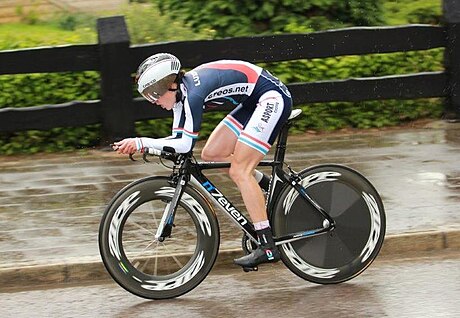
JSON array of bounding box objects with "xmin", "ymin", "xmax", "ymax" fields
[{"xmin": 136, "ymin": 96, "xmax": 203, "ymax": 153}]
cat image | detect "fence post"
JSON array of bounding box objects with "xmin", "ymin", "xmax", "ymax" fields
[
  {"xmin": 97, "ymin": 16, "xmax": 134, "ymax": 144},
  {"xmin": 443, "ymin": 0, "xmax": 460, "ymax": 121}
]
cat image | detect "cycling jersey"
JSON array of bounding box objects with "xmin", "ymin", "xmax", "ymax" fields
[{"xmin": 137, "ymin": 60, "xmax": 292, "ymax": 155}]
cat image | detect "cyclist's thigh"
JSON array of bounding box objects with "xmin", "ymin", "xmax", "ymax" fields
[
  {"xmin": 201, "ymin": 120, "xmax": 238, "ymax": 160},
  {"xmin": 202, "ymin": 104, "xmax": 253, "ymax": 159},
  {"xmin": 238, "ymin": 90, "xmax": 291, "ymax": 155},
  {"xmin": 232, "ymin": 141, "xmax": 265, "ymax": 172}
]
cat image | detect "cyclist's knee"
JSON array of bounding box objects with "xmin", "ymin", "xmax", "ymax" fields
[
  {"xmin": 201, "ymin": 146, "xmax": 229, "ymax": 162},
  {"xmin": 228, "ymin": 165, "xmax": 242, "ymax": 184},
  {"xmin": 228, "ymin": 163, "xmax": 251, "ymax": 185},
  {"xmin": 200, "ymin": 147, "xmax": 212, "ymax": 161},
  {"xmin": 201, "ymin": 146, "xmax": 217, "ymax": 161}
]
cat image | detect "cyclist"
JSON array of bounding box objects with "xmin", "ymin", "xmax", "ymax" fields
[{"xmin": 113, "ymin": 53, "xmax": 292, "ymax": 268}]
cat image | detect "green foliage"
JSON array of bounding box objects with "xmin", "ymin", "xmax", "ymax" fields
[
  {"xmin": 288, "ymin": 98, "xmax": 442, "ymax": 133},
  {"xmin": 0, "ymin": 3, "xmax": 214, "ymax": 155},
  {"xmin": 266, "ymin": 49, "xmax": 444, "ymax": 83},
  {"xmin": 15, "ymin": 4, "xmax": 40, "ymax": 25},
  {"xmin": 0, "ymin": 125, "xmax": 101, "ymax": 155},
  {"xmin": 0, "ymin": 0, "xmax": 447, "ymax": 154},
  {"xmin": 144, "ymin": 0, "xmax": 442, "ymax": 136},
  {"xmin": 155, "ymin": 0, "xmax": 384, "ymax": 38},
  {"xmin": 0, "ymin": 24, "xmax": 101, "ymax": 154},
  {"xmin": 52, "ymin": 12, "xmax": 97, "ymax": 31},
  {"xmin": 383, "ymin": 0, "xmax": 441, "ymax": 25},
  {"xmin": 123, "ymin": 3, "xmax": 215, "ymax": 44},
  {"xmin": 0, "ymin": 72, "xmax": 100, "ymax": 109},
  {"xmin": 262, "ymin": 47, "xmax": 444, "ymax": 131},
  {"xmin": 0, "ymin": 70, "xmax": 101, "ymax": 154}
]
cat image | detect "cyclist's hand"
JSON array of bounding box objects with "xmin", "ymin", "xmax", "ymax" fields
[{"xmin": 113, "ymin": 139, "xmax": 136, "ymax": 155}]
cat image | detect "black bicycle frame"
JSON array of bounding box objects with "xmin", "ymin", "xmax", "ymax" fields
[{"xmin": 164, "ymin": 119, "xmax": 335, "ymax": 247}]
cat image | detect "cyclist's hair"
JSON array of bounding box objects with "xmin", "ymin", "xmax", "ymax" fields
[
  {"xmin": 175, "ymin": 70, "xmax": 186, "ymax": 84},
  {"xmin": 174, "ymin": 70, "xmax": 186, "ymax": 102}
]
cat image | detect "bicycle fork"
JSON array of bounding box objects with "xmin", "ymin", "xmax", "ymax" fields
[{"xmin": 155, "ymin": 174, "xmax": 188, "ymax": 241}]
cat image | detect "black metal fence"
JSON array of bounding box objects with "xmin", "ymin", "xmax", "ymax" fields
[{"xmin": 1, "ymin": 0, "xmax": 459, "ymax": 142}]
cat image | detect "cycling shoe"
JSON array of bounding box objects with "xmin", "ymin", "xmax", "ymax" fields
[{"xmin": 234, "ymin": 246, "xmax": 280, "ymax": 268}]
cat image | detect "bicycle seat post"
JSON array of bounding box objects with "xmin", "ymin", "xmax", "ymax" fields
[{"xmin": 273, "ymin": 109, "xmax": 302, "ymax": 164}]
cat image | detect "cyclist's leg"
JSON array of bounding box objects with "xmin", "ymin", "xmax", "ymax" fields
[
  {"xmin": 229, "ymin": 143, "xmax": 266, "ymax": 222},
  {"xmin": 200, "ymin": 121, "xmax": 237, "ymax": 162},
  {"xmin": 201, "ymin": 104, "xmax": 248, "ymax": 162},
  {"xmin": 230, "ymin": 141, "xmax": 280, "ymax": 268},
  {"xmin": 232, "ymin": 90, "xmax": 291, "ymax": 268},
  {"xmin": 230, "ymin": 90, "xmax": 290, "ymax": 211},
  {"xmin": 201, "ymin": 119, "xmax": 270, "ymax": 193}
]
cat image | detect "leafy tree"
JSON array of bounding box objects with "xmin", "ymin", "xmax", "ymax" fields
[
  {"xmin": 123, "ymin": 3, "xmax": 215, "ymax": 44},
  {"xmin": 383, "ymin": 0, "xmax": 441, "ymax": 25},
  {"xmin": 154, "ymin": 0, "xmax": 384, "ymax": 38}
]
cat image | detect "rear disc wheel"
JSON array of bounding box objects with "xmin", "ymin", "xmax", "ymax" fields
[{"xmin": 272, "ymin": 165, "xmax": 386, "ymax": 284}]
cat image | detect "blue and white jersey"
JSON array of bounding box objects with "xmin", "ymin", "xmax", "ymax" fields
[{"xmin": 138, "ymin": 60, "xmax": 292, "ymax": 154}]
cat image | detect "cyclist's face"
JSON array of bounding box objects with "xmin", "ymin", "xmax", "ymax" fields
[{"xmin": 154, "ymin": 83, "xmax": 177, "ymax": 110}]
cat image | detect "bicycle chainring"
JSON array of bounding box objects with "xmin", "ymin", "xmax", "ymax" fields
[{"xmin": 241, "ymin": 233, "xmax": 259, "ymax": 255}]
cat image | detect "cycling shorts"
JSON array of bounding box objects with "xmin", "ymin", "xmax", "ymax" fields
[{"xmin": 221, "ymin": 71, "xmax": 293, "ymax": 155}]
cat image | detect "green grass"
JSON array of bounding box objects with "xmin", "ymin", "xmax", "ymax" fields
[
  {"xmin": 383, "ymin": 0, "xmax": 441, "ymax": 25},
  {"xmin": 0, "ymin": 23, "xmax": 95, "ymax": 49}
]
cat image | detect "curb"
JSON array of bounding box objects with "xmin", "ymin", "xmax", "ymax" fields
[{"xmin": 1, "ymin": 229, "xmax": 459, "ymax": 291}]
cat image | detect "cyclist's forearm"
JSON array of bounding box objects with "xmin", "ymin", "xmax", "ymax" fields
[{"xmin": 136, "ymin": 136, "xmax": 193, "ymax": 153}]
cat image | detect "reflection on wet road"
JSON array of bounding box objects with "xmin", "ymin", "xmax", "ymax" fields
[{"xmin": 1, "ymin": 251, "xmax": 459, "ymax": 317}]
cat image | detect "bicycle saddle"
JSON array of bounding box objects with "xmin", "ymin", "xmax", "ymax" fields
[{"xmin": 288, "ymin": 109, "xmax": 302, "ymax": 121}]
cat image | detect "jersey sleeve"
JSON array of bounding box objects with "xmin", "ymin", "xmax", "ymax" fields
[{"xmin": 136, "ymin": 93, "xmax": 204, "ymax": 154}]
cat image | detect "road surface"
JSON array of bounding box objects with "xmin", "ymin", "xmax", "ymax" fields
[{"xmin": 1, "ymin": 250, "xmax": 459, "ymax": 318}]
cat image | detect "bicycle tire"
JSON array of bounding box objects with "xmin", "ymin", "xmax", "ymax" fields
[
  {"xmin": 272, "ymin": 164, "xmax": 385, "ymax": 284},
  {"xmin": 99, "ymin": 177, "xmax": 220, "ymax": 299}
]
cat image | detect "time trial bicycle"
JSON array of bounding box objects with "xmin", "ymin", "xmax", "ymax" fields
[{"xmin": 98, "ymin": 109, "xmax": 386, "ymax": 300}]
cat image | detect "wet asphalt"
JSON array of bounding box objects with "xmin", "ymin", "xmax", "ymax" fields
[{"xmin": 1, "ymin": 250, "xmax": 459, "ymax": 318}]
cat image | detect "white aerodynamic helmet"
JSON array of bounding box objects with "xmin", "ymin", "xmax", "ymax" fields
[{"xmin": 136, "ymin": 53, "xmax": 181, "ymax": 103}]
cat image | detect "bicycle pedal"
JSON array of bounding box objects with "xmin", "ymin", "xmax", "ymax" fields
[{"xmin": 242, "ymin": 266, "xmax": 258, "ymax": 272}]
